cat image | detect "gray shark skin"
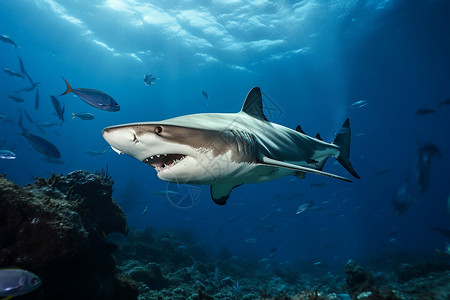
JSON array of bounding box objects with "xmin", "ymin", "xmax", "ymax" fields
[{"xmin": 102, "ymin": 87, "xmax": 359, "ymax": 205}]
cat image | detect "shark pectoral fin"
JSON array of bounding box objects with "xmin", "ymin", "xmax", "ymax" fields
[
  {"xmin": 211, "ymin": 184, "xmax": 242, "ymax": 205},
  {"xmin": 260, "ymin": 156, "xmax": 352, "ymax": 183}
]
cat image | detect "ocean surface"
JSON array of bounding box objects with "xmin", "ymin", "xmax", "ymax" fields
[{"xmin": 1, "ymin": 0, "xmax": 449, "ymax": 276}]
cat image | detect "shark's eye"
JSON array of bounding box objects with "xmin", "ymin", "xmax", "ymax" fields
[{"xmin": 154, "ymin": 126, "xmax": 163, "ymax": 135}]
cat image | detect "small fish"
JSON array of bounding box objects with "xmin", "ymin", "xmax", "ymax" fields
[
  {"xmin": 0, "ymin": 150, "xmax": 16, "ymax": 160},
  {"xmin": 50, "ymin": 95, "xmax": 64, "ymax": 123},
  {"xmin": 0, "ymin": 268, "xmax": 41, "ymax": 297},
  {"xmin": 142, "ymin": 205, "xmax": 148, "ymax": 216},
  {"xmin": 415, "ymin": 108, "xmax": 436, "ymax": 116},
  {"xmin": 0, "ymin": 34, "xmax": 19, "ymax": 49},
  {"xmin": 245, "ymin": 238, "xmax": 259, "ymax": 243},
  {"xmin": 268, "ymin": 247, "xmax": 277, "ymax": 256},
  {"xmin": 3, "ymin": 68, "xmax": 25, "ymax": 79},
  {"xmin": 84, "ymin": 149, "xmax": 108, "ymax": 155},
  {"xmin": 313, "ymin": 261, "xmax": 322, "ymax": 265},
  {"xmin": 14, "ymin": 82, "xmax": 40, "ymax": 94},
  {"xmin": 350, "ymin": 100, "xmax": 368, "ymax": 108},
  {"xmin": 143, "ymin": 73, "xmax": 158, "ymax": 86},
  {"xmin": 20, "ymin": 108, "xmax": 33, "ymax": 124},
  {"xmin": 375, "ymin": 168, "xmax": 391, "ymax": 176},
  {"xmin": 154, "ymin": 190, "xmax": 179, "ymax": 197},
  {"xmin": 7, "ymin": 94, "xmax": 25, "ymax": 103},
  {"xmin": 0, "ymin": 113, "xmax": 9, "ymax": 120},
  {"xmin": 39, "ymin": 122, "xmax": 57, "ymax": 128},
  {"xmin": 35, "ymin": 88, "xmax": 39, "ymax": 110},
  {"xmin": 18, "ymin": 56, "xmax": 34, "ymax": 85},
  {"xmin": 61, "ymin": 77, "xmax": 120, "ymax": 112},
  {"xmin": 201, "ymin": 90, "xmax": 209, "ymax": 100},
  {"xmin": 72, "ymin": 112, "xmax": 95, "ymax": 120},
  {"xmin": 296, "ymin": 200, "xmax": 313, "ymax": 214},
  {"xmin": 20, "ymin": 129, "xmax": 61, "ymax": 158},
  {"xmin": 392, "ymin": 182, "xmax": 414, "ymax": 216},
  {"xmin": 438, "ymin": 98, "xmax": 450, "ymax": 108}
]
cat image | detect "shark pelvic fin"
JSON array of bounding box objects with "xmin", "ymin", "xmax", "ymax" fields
[
  {"xmin": 260, "ymin": 156, "xmax": 352, "ymax": 182},
  {"xmin": 332, "ymin": 119, "xmax": 360, "ymax": 179},
  {"xmin": 211, "ymin": 184, "xmax": 242, "ymax": 205},
  {"xmin": 241, "ymin": 87, "xmax": 268, "ymax": 121}
]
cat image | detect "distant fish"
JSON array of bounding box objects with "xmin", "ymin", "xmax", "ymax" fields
[
  {"xmin": 245, "ymin": 238, "xmax": 259, "ymax": 243},
  {"xmin": 154, "ymin": 190, "xmax": 179, "ymax": 197},
  {"xmin": 143, "ymin": 73, "xmax": 158, "ymax": 86},
  {"xmin": 3, "ymin": 68, "xmax": 25, "ymax": 79},
  {"xmin": 201, "ymin": 90, "xmax": 209, "ymax": 100},
  {"xmin": 14, "ymin": 82, "xmax": 39, "ymax": 93},
  {"xmin": 35, "ymin": 88, "xmax": 39, "ymax": 110},
  {"xmin": 415, "ymin": 108, "xmax": 436, "ymax": 116},
  {"xmin": 50, "ymin": 95, "xmax": 65, "ymax": 124},
  {"xmin": 142, "ymin": 205, "xmax": 148, "ymax": 216},
  {"xmin": 268, "ymin": 247, "xmax": 277, "ymax": 257},
  {"xmin": 438, "ymin": 98, "xmax": 450, "ymax": 109},
  {"xmin": 72, "ymin": 112, "xmax": 95, "ymax": 120},
  {"xmin": 7, "ymin": 94, "xmax": 25, "ymax": 103},
  {"xmin": 416, "ymin": 143, "xmax": 442, "ymax": 193},
  {"xmin": 0, "ymin": 113, "xmax": 8, "ymax": 120},
  {"xmin": 375, "ymin": 168, "xmax": 391, "ymax": 176},
  {"xmin": 350, "ymin": 100, "xmax": 368, "ymax": 108},
  {"xmin": 39, "ymin": 122, "xmax": 57, "ymax": 128},
  {"xmin": 429, "ymin": 226, "xmax": 450, "ymax": 239},
  {"xmin": 18, "ymin": 56, "xmax": 34, "ymax": 85},
  {"xmin": 84, "ymin": 149, "xmax": 109, "ymax": 156},
  {"xmin": 296, "ymin": 200, "xmax": 313, "ymax": 214},
  {"xmin": 61, "ymin": 77, "xmax": 120, "ymax": 112},
  {"xmin": 310, "ymin": 182, "xmax": 326, "ymax": 187},
  {"xmin": 0, "ymin": 34, "xmax": 19, "ymax": 49},
  {"xmin": 0, "ymin": 268, "xmax": 41, "ymax": 297},
  {"xmin": 392, "ymin": 181, "xmax": 414, "ymax": 216},
  {"xmin": 0, "ymin": 150, "xmax": 16, "ymax": 160},
  {"xmin": 21, "ymin": 108, "xmax": 34, "ymax": 124}
]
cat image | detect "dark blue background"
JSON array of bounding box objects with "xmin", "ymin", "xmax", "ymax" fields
[{"xmin": 1, "ymin": 0, "xmax": 449, "ymax": 273}]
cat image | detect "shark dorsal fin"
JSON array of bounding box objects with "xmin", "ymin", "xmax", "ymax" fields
[{"xmin": 241, "ymin": 87, "xmax": 268, "ymax": 121}]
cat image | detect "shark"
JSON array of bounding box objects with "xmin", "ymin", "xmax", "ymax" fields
[{"xmin": 102, "ymin": 87, "xmax": 359, "ymax": 205}]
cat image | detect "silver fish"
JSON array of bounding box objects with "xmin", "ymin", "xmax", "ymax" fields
[
  {"xmin": 0, "ymin": 34, "xmax": 19, "ymax": 49},
  {"xmin": 3, "ymin": 68, "xmax": 25, "ymax": 79},
  {"xmin": 0, "ymin": 268, "xmax": 41, "ymax": 296},
  {"xmin": 296, "ymin": 200, "xmax": 313, "ymax": 214},
  {"xmin": 0, "ymin": 150, "xmax": 16, "ymax": 160}
]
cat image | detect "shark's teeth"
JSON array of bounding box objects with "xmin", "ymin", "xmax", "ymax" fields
[
  {"xmin": 143, "ymin": 154, "xmax": 186, "ymax": 172},
  {"xmin": 110, "ymin": 146, "xmax": 122, "ymax": 155}
]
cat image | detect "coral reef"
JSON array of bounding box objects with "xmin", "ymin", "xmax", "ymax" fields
[
  {"xmin": 1, "ymin": 171, "xmax": 449, "ymax": 300},
  {"xmin": 0, "ymin": 171, "xmax": 138, "ymax": 299}
]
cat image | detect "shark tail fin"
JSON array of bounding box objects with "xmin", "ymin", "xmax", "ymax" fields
[
  {"xmin": 332, "ymin": 119, "xmax": 360, "ymax": 179},
  {"xmin": 60, "ymin": 77, "xmax": 73, "ymax": 95}
]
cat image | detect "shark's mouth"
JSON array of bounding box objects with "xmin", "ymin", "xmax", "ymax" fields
[{"xmin": 143, "ymin": 154, "xmax": 186, "ymax": 172}]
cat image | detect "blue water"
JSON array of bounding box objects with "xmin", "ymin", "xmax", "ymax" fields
[{"xmin": 1, "ymin": 0, "xmax": 449, "ymax": 274}]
